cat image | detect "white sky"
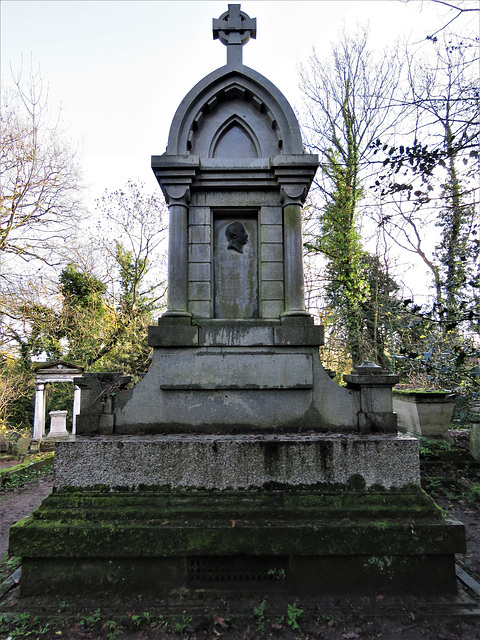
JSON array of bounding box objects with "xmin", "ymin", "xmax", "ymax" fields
[{"xmin": 2, "ymin": 0, "xmax": 471, "ymax": 204}]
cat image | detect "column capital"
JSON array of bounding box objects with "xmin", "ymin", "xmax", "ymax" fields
[
  {"xmin": 280, "ymin": 184, "xmax": 307, "ymax": 207},
  {"xmin": 164, "ymin": 184, "xmax": 190, "ymax": 206}
]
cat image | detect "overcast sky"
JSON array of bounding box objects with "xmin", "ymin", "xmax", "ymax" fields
[{"xmin": 3, "ymin": 0, "xmax": 474, "ymax": 209}]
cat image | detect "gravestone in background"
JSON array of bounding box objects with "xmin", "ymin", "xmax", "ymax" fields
[{"xmin": 10, "ymin": 5, "xmax": 465, "ymax": 601}]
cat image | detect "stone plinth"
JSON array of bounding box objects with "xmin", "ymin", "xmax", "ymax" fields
[
  {"xmin": 112, "ymin": 321, "xmax": 383, "ymax": 434},
  {"xmin": 45, "ymin": 410, "xmax": 69, "ymax": 439},
  {"xmin": 53, "ymin": 434, "xmax": 420, "ymax": 490},
  {"xmin": 10, "ymin": 479, "xmax": 465, "ymax": 598}
]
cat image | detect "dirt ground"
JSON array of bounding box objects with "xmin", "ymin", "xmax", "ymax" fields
[
  {"xmin": 0, "ymin": 447, "xmax": 479, "ymax": 640},
  {"xmin": 0, "ymin": 475, "xmax": 54, "ymax": 560}
]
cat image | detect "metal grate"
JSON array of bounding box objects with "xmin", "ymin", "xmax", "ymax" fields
[{"xmin": 187, "ymin": 555, "xmax": 288, "ymax": 587}]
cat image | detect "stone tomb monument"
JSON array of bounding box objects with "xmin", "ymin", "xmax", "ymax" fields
[{"xmin": 11, "ymin": 5, "xmax": 465, "ymax": 598}]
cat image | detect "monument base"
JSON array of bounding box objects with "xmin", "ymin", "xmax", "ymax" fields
[{"xmin": 9, "ymin": 435, "xmax": 465, "ymax": 598}]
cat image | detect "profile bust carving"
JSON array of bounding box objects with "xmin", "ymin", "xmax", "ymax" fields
[{"xmin": 225, "ymin": 221, "xmax": 248, "ymax": 253}]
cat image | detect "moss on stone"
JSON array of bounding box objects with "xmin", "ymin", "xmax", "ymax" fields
[{"xmin": 9, "ymin": 485, "xmax": 465, "ymax": 562}]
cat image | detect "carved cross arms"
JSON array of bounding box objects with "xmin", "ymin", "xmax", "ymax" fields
[{"xmin": 213, "ymin": 4, "xmax": 257, "ymax": 66}]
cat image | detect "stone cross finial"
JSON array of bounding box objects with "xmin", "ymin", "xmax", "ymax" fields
[{"xmin": 213, "ymin": 4, "xmax": 257, "ymax": 66}]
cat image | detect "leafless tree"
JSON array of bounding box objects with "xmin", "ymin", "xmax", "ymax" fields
[
  {"xmin": 0, "ymin": 64, "xmax": 84, "ymax": 275},
  {"xmin": 372, "ymin": 34, "xmax": 479, "ymax": 322}
]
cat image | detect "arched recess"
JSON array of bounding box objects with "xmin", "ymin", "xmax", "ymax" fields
[
  {"xmin": 165, "ymin": 66, "xmax": 304, "ymax": 157},
  {"xmin": 209, "ymin": 116, "xmax": 261, "ymax": 159}
]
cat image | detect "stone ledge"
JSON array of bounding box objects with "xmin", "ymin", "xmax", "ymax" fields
[{"xmin": 148, "ymin": 325, "xmax": 198, "ymax": 347}]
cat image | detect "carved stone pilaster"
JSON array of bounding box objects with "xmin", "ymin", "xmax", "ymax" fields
[
  {"xmin": 279, "ymin": 184, "xmax": 308, "ymax": 316},
  {"xmin": 163, "ymin": 185, "xmax": 191, "ymax": 317}
]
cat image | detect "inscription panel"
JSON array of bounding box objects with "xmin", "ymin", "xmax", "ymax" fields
[{"xmin": 160, "ymin": 353, "xmax": 313, "ymax": 389}]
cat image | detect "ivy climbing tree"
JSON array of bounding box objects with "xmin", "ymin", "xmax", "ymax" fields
[{"xmin": 300, "ymin": 26, "xmax": 404, "ymax": 365}]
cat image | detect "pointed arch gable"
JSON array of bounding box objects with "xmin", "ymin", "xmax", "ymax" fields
[{"xmin": 166, "ymin": 65, "xmax": 304, "ymax": 158}]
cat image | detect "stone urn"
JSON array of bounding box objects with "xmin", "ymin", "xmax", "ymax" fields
[{"xmin": 393, "ymin": 389, "xmax": 455, "ymax": 438}]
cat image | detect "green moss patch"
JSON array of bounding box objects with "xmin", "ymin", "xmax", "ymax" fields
[{"xmin": 9, "ymin": 485, "xmax": 465, "ymax": 561}]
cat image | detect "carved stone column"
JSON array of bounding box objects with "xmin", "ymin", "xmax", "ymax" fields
[
  {"xmin": 33, "ymin": 382, "xmax": 46, "ymax": 440},
  {"xmin": 72, "ymin": 384, "xmax": 81, "ymax": 435},
  {"xmin": 281, "ymin": 185, "xmax": 308, "ymax": 317},
  {"xmin": 163, "ymin": 185, "xmax": 191, "ymax": 317}
]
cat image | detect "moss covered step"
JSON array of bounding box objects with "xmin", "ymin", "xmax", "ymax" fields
[
  {"xmin": 28, "ymin": 487, "xmax": 441, "ymax": 522},
  {"xmin": 10, "ymin": 487, "xmax": 465, "ymax": 559}
]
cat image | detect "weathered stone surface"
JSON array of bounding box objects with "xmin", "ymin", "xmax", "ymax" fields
[
  {"xmin": 260, "ymin": 224, "xmax": 282, "ymax": 243},
  {"xmin": 214, "ymin": 216, "xmax": 258, "ymax": 319},
  {"xmin": 159, "ymin": 353, "xmax": 313, "ymax": 389},
  {"xmin": 261, "ymin": 243, "xmax": 283, "ymax": 262},
  {"xmin": 261, "ymin": 281, "xmax": 284, "ymax": 300},
  {"xmin": 189, "ymin": 224, "xmax": 210, "ymax": 243},
  {"xmin": 188, "ymin": 262, "xmax": 210, "ymax": 281},
  {"xmin": 114, "ymin": 344, "xmax": 365, "ymax": 433},
  {"xmin": 261, "ymin": 300, "xmax": 284, "ymax": 318},
  {"xmin": 189, "ymin": 207, "xmax": 209, "ymax": 225},
  {"xmin": 148, "ymin": 325, "xmax": 199, "ymax": 347},
  {"xmin": 260, "ymin": 207, "xmax": 282, "ymax": 224},
  {"xmin": 187, "ymin": 300, "xmax": 211, "ymax": 317},
  {"xmin": 198, "ymin": 324, "xmax": 274, "ymax": 346},
  {"xmin": 189, "ymin": 244, "xmax": 210, "ymax": 262},
  {"xmin": 261, "ymin": 261, "xmax": 283, "ymax": 280},
  {"xmin": 53, "ymin": 434, "xmax": 421, "ymax": 490},
  {"xmin": 10, "ymin": 482, "xmax": 465, "ymax": 596},
  {"xmin": 188, "ymin": 281, "xmax": 211, "ymax": 301},
  {"xmin": 274, "ymin": 325, "xmax": 324, "ymax": 346}
]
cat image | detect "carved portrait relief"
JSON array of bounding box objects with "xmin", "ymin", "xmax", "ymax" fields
[
  {"xmin": 214, "ymin": 216, "xmax": 258, "ymax": 319},
  {"xmin": 225, "ymin": 221, "xmax": 248, "ymax": 253}
]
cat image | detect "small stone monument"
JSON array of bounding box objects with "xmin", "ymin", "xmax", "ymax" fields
[
  {"xmin": 45, "ymin": 410, "xmax": 69, "ymax": 439},
  {"xmin": 10, "ymin": 5, "xmax": 465, "ymax": 600}
]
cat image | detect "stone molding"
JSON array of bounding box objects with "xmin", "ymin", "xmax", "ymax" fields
[{"xmin": 148, "ymin": 322, "xmax": 324, "ymax": 348}]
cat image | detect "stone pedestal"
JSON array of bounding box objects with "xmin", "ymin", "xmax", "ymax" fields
[
  {"xmin": 10, "ymin": 434, "xmax": 465, "ymax": 598},
  {"xmin": 45, "ymin": 410, "xmax": 69, "ymax": 439}
]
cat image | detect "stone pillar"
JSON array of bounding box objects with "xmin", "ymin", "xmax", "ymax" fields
[
  {"xmin": 163, "ymin": 185, "xmax": 191, "ymax": 317},
  {"xmin": 33, "ymin": 383, "xmax": 46, "ymax": 440},
  {"xmin": 281, "ymin": 185, "xmax": 308, "ymax": 317},
  {"xmin": 72, "ymin": 384, "xmax": 81, "ymax": 435}
]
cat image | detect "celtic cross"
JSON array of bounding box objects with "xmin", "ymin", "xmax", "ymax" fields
[{"xmin": 213, "ymin": 4, "xmax": 257, "ymax": 66}]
